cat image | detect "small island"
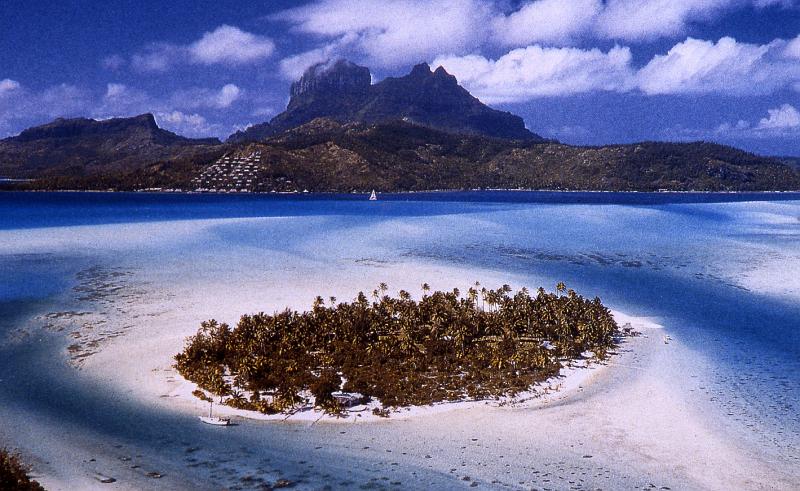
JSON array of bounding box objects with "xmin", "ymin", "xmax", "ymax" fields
[{"xmin": 175, "ymin": 283, "xmax": 622, "ymax": 416}]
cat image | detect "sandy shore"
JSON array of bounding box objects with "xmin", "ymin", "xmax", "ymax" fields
[
  {"xmin": 31, "ymin": 263, "xmax": 795, "ymax": 490},
  {"xmin": 2, "ymin": 213, "xmax": 799, "ymax": 490}
]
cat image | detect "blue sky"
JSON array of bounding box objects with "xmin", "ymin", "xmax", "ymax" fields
[{"xmin": 1, "ymin": 0, "xmax": 799, "ymax": 156}]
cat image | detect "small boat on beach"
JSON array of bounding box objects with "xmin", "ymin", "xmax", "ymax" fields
[
  {"xmin": 369, "ymin": 190, "xmax": 378, "ymax": 201},
  {"xmin": 199, "ymin": 401, "xmax": 231, "ymax": 426},
  {"xmin": 199, "ymin": 416, "xmax": 231, "ymax": 426}
]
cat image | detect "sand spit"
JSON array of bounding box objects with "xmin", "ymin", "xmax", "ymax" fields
[
  {"xmin": 68, "ymin": 268, "xmax": 796, "ymax": 489},
  {"xmin": 2, "ymin": 209, "xmax": 799, "ymax": 490}
]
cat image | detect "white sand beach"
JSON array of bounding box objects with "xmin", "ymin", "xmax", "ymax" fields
[{"xmin": 3, "ymin": 201, "xmax": 800, "ymax": 490}]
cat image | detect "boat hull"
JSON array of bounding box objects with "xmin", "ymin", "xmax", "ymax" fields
[{"xmin": 198, "ymin": 416, "xmax": 231, "ymax": 426}]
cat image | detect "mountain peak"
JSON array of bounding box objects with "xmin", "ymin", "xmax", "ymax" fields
[
  {"xmin": 433, "ymin": 65, "xmax": 457, "ymax": 82},
  {"xmin": 9, "ymin": 114, "xmax": 219, "ymax": 145},
  {"xmin": 132, "ymin": 113, "xmax": 159, "ymax": 128},
  {"xmin": 289, "ymin": 59, "xmax": 371, "ymax": 102},
  {"xmin": 410, "ymin": 62, "xmax": 432, "ymax": 77},
  {"xmin": 230, "ymin": 60, "xmax": 541, "ymax": 142}
]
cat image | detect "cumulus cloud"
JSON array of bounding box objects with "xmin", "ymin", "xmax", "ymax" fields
[
  {"xmin": 596, "ymin": 0, "xmax": 732, "ymax": 41},
  {"xmin": 637, "ymin": 37, "xmax": 800, "ymax": 95},
  {"xmin": 95, "ymin": 83, "xmax": 154, "ymax": 117},
  {"xmin": 433, "ymin": 33, "xmax": 800, "ymax": 101},
  {"xmin": 433, "ymin": 45, "xmax": 634, "ymax": 103},
  {"xmin": 0, "ymin": 79, "xmax": 22, "ymax": 94},
  {"xmin": 273, "ymin": 0, "xmax": 491, "ymax": 68},
  {"xmin": 492, "ymin": 0, "xmax": 602, "ymax": 46},
  {"xmin": 785, "ymin": 34, "xmax": 800, "ymax": 59},
  {"xmin": 278, "ymin": 34, "xmax": 357, "ymax": 80},
  {"xmin": 756, "ymin": 103, "xmax": 800, "ymax": 130},
  {"xmin": 215, "ymin": 84, "xmax": 242, "ymax": 108},
  {"xmin": 188, "ymin": 25, "xmax": 275, "ymax": 65},
  {"xmin": 0, "ymin": 77, "xmax": 251, "ymax": 139},
  {"xmin": 131, "ymin": 43, "xmax": 183, "ymax": 72},
  {"xmin": 155, "ymin": 110, "xmax": 215, "ymax": 136},
  {"xmin": 274, "ymin": 0, "xmax": 798, "ymax": 72},
  {"xmin": 131, "ymin": 25, "xmax": 275, "ymax": 72},
  {"xmin": 167, "ymin": 84, "xmax": 244, "ymax": 110},
  {"xmin": 702, "ymin": 103, "xmax": 800, "ymax": 139},
  {"xmin": 0, "ymin": 81, "xmax": 94, "ymax": 136}
]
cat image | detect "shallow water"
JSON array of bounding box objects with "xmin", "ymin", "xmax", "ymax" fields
[{"xmin": 1, "ymin": 191, "xmax": 799, "ymax": 489}]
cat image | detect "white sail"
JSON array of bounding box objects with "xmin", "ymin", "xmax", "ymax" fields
[{"xmin": 369, "ymin": 190, "xmax": 377, "ymax": 200}]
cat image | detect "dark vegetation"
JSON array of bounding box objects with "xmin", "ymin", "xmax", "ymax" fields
[
  {"xmin": 2, "ymin": 59, "xmax": 798, "ymax": 193},
  {"xmin": 175, "ymin": 283, "xmax": 620, "ymax": 414},
  {"xmin": 6, "ymin": 118, "xmax": 799, "ymax": 193},
  {"xmin": 0, "ymin": 113, "xmax": 222, "ymax": 183},
  {"xmin": 0, "ymin": 449, "xmax": 45, "ymax": 491}
]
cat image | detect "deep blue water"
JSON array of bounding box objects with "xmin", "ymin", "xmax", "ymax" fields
[{"xmin": 3, "ymin": 191, "xmax": 800, "ymax": 230}]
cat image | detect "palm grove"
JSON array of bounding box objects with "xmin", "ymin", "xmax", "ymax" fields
[{"xmin": 175, "ymin": 283, "xmax": 622, "ymax": 414}]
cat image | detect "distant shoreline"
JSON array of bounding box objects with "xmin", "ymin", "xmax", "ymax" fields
[{"xmin": 2, "ymin": 187, "xmax": 800, "ymax": 195}]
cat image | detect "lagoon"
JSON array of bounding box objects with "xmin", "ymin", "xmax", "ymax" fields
[{"xmin": 1, "ymin": 191, "xmax": 799, "ymax": 489}]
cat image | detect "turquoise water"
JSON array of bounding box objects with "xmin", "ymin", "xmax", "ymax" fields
[{"xmin": 1, "ymin": 191, "xmax": 799, "ymax": 488}]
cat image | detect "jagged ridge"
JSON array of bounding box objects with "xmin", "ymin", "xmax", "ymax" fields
[{"xmin": 228, "ymin": 60, "xmax": 539, "ymax": 143}]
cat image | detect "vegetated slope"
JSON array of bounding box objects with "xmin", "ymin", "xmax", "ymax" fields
[
  {"xmin": 0, "ymin": 113, "xmax": 221, "ymax": 179},
  {"xmin": 20, "ymin": 118, "xmax": 800, "ymax": 192},
  {"xmin": 220, "ymin": 119, "xmax": 800, "ymax": 192}
]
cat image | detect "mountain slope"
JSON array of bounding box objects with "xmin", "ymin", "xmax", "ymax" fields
[
  {"xmin": 228, "ymin": 60, "xmax": 539, "ymax": 143},
  {"xmin": 0, "ymin": 114, "xmax": 221, "ymax": 178},
  {"xmin": 25, "ymin": 119, "xmax": 800, "ymax": 192}
]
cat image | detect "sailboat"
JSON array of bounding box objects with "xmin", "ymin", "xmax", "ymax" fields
[
  {"xmin": 369, "ymin": 190, "xmax": 378, "ymax": 201},
  {"xmin": 198, "ymin": 400, "xmax": 231, "ymax": 426}
]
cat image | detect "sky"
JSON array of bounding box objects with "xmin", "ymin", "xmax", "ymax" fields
[{"xmin": 1, "ymin": 0, "xmax": 799, "ymax": 156}]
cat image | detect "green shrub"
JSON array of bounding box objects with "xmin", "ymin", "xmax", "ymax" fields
[{"xmin": 0, "ymin": 448, "xmax": 45, "ymax": 491}]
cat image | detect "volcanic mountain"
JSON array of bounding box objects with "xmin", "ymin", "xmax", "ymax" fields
[
  {"xmin": 228, "ymin": 60, "xmax": 540, "ymax": 143},
  {"xmin": 0, "ymin": 113, "xmax": 221, "ymax": 178}
]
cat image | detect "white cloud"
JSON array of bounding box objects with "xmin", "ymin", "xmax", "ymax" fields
[
  {"xmin": 596, "ymin": 0, "xmax": 732, "ymax": 41},
  {"xmin": 105, "ymin": 83, "xmax": 127, "ymax": 98},
  {"xmin": 274, "ymin": 0, "xmax": 491, "ymax": 68},
  {"xmin": 492, "ymin": 0, "xmax": 602, "ymax": 46},
  {"xmin": 131, "ymin": 25, "xmax": 275, "ymax": 72},
  {"xmin": 757, "ymin": 103, "xmax": 800, "ymax": 130},
  {"xmin": 0, "ymin": 82, "xmax": 94, "ymax": 137},
  {"xmin": 278, "ymin": 35, "xmax": 358, "ymax": 80},
  {"xmin": 275, "ymin": 0, "xmax": 797, "ymax": 70},
  {"xmin": 785, "ymin": 34, "xmax": 800, "ymax": 59},
  {"xmin": 94, "ymin": 83, "xmax": 155, "ymax": 118},
  {"xmin": 131, "ymin": 43, "xmax": 182, "ymax": 72},
  {"xmin": 636, "ymin": 36, "xmax": 800, "ymax": 95},
  {"xmin": 705, "ymin": 104, "xmax": 800, "ymax": 139},
  {"xmin": 154, "ymin": 110, "xmax": 215, "ymax": 136},
  {"xmin": 0, "ymin": 79, "xmax": 22, "ymax": 94},
  {"xmin": 433, "ymin": 45, "xmax": 634, "ymax": 103},
  {"xmin": 215, "ymin": 84, "xmax": 242, "ymax": 108},
  {"xmin": 188, "ymin": 25, "xmax": 275, "ymax": 65},
  {"xmin": 167, "ymin": 84, "xmax": 245, "ymax": 110},
  {"xmin": 502, "ymin": 0, "xmax": 798, "ymax": 43},
  {"xmin": 715, "ymin": 119, "xmax": 751, "ymax": 134}
]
